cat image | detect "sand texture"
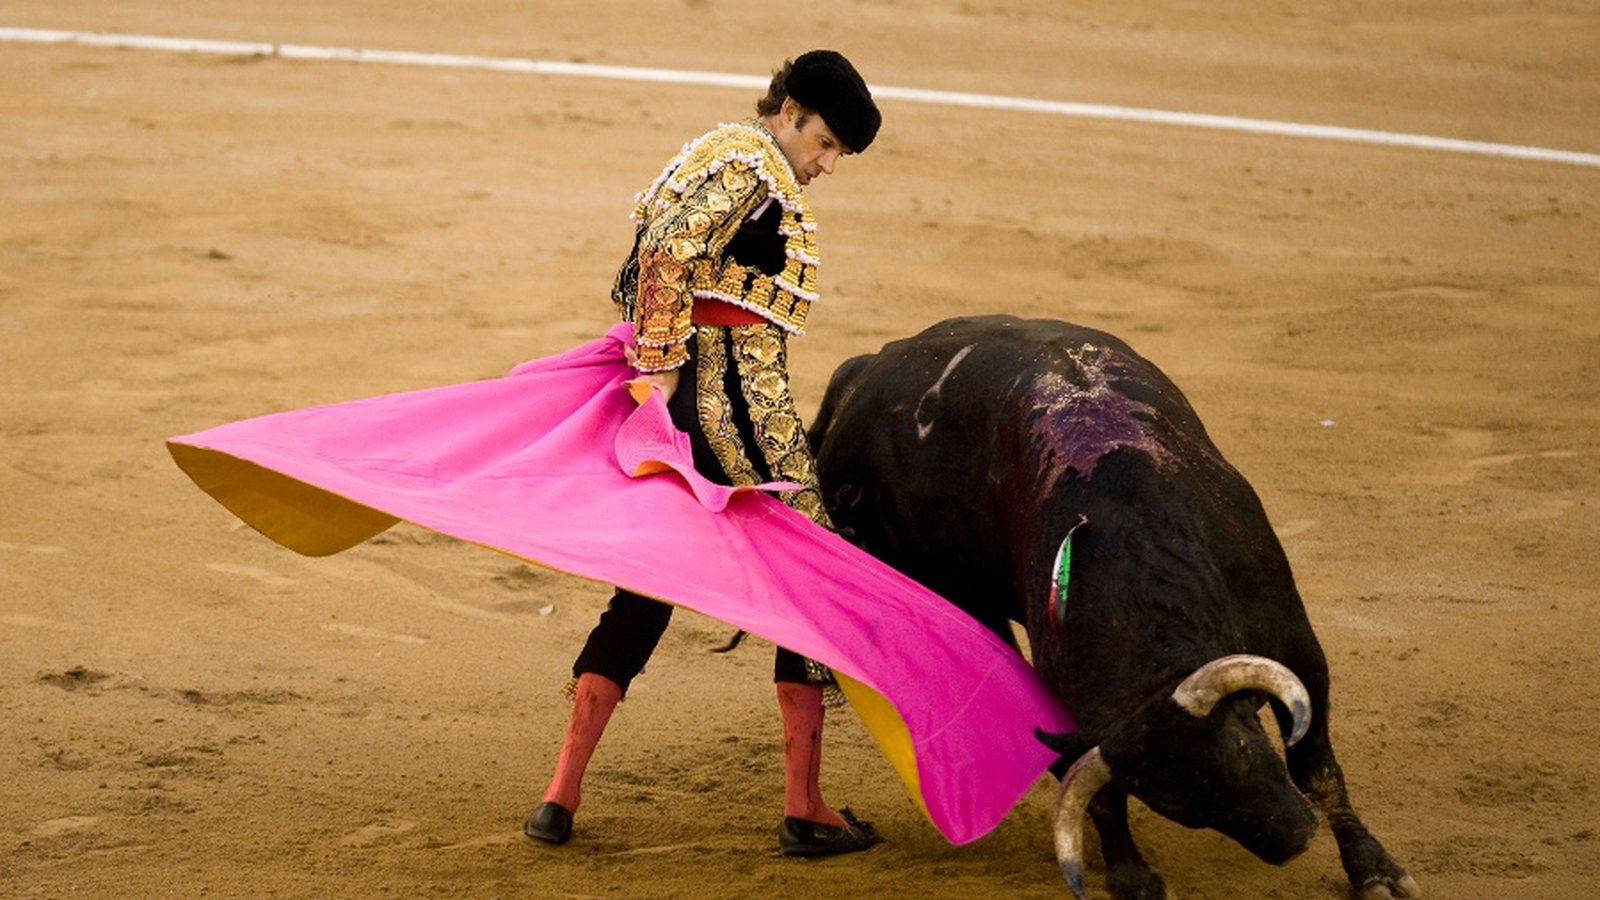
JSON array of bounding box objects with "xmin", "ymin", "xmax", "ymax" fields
[{"xmin": 4, "ymin": 2, "xmax": 1598, "ymax": 897}]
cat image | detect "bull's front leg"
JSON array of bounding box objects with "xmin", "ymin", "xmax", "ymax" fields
[
  {"xmin": 1088, "ymin": 786, "xmax": 1170, "ymax": 900},
  {"xmin": 1278, "ymin": 692, "xmax": 1421, "ymax": 899}
]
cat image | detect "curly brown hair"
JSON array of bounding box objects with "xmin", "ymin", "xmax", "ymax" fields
[{"xmin": 755, "ymin": 59, "xmax": 794, "ymax": 116}]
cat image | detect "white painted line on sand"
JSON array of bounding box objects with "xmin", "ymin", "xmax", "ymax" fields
[{"xmin": 5, "ymin": 26, "xmax": 1598, "ymax": 169}]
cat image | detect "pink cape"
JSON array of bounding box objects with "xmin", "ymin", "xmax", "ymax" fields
[{"xmin": 167, "ymin": 323, "xmax": 1075, "ymax": 844}]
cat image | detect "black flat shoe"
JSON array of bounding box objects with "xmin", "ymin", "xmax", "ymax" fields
[
  {"xmin": 777, "ymin": 808, "xmax": 884, "ymax": 857},
  {"xmin": 523, "ymin": 801, "xmax": 574, "ymax": 845}
]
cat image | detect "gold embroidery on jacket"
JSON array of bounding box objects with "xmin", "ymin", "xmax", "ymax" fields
[
  {"xmin": 634, "ymin": 247, "xmax": 694, "ymax": 359},
  {"xmin": 692, "ymin": 325, "xmax": 831, "ymax": 528},
  {"xmin": 617, "ymin": 121, "xmax": 821, "ymax": 372},
  {"xmin": 694, "ymin": 327, "xmax": 762, "ymax": 488},
  {"xmin": 728, "ymin": 326, "xmax": 832, "ymax": 529}
]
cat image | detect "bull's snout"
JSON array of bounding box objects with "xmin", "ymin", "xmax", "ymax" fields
[{"xmin": 1229, "ymin": 800, "xmax": 1318, "ymax": 865}]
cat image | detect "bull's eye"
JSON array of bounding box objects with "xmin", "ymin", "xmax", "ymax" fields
[{"xmin": 1227, "ymin": 735, "xmax": 1253, "ymax": 780}]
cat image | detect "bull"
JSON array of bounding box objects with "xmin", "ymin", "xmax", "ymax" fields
[{"xmin": 808, "ymin": 315, "xmax": 1418, "ymax": 899}]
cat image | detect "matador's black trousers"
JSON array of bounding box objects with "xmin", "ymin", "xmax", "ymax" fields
[{"xmin": 571, "ymin": 330, "xmax": 810, "ymax": 693}]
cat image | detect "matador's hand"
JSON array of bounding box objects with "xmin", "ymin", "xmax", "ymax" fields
[
  {"xmin": 623, "ymin": 346, "xmax": 680, "ymax": 404},
  {"xmin": 632, "ymin": 368, "xmax": 679, "ymax": 403}
]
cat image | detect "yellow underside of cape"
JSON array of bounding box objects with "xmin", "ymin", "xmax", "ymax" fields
[
  {"xmin": 167, "ymin": 443, "xmax": 397, "ymax": 556},
  {"xmin": 168, "ymin": 441, "xmax": 927, "ymax": 817}
]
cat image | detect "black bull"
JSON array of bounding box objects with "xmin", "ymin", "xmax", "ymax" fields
[{"xmin": 808, "ymin": 316, "xmax": 1418, "ymax": 899}]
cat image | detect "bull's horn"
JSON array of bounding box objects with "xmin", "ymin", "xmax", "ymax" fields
[
  {"xmin": 1052, "ymin": 746, "xmax": 1113, "ymax": 899},
  {"xmin": 1171, "ymin": 654, "xmax": 1312, "ymax": 746}
]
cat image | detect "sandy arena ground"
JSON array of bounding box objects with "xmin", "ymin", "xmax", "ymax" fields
[{"xmin": 3, "ymin": 2, "xmax": 1598, "ymax": 897}]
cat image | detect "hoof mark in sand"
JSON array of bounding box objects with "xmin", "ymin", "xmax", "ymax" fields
[
  {"xmin": 492, "ymin": 599, "xmax": 556, "ymax": 617},
  {"xmin": 1466, "ymin": 449, "xmax": 1578, "ymax": 472},
  {"xmin": 1413, "ymin": 430, "xmax": 1582, "ymax": 485},
  {"xmin": 428, "ymin": 598, "xmax": 518, "ymax": 624},
  {"xmin": 323, "ymin": 623, "xmax": 429, "ymax": 645},
  {"xmin": 33, "ymin": 815, "xmax": 100, "ymax": 837},
  {"xmin": 340, "ymin": 819, "xmax": 419, "ymax": 846},
  {"xmin": 207, "ymin": 563, "xmax": 296, "ymax": 586},
  {"xmin": 436, "ymin": 831, "xmax": 518, "ymax": 851},
  {"xmin": 3, "ymin": 613, "xmax": 73, "ymax": 630},
  {"xmin": 1513, "ymin": 498, "xmax": 1578, "ymax": 522},
  {"xmin": 174, "ymin": 686, "xmax": 305, "ymax": 707},
  {"xmin": 1322, "ymin": 608, "xmax": 1406, "ymax": 637},
  {"xmin": 38, "ymin": 666, "xmax": 113, "ymax": 691},
  {"xmin": 490, "ymin": 564, "xmax": 549, "ymax": 591},
  {"xmin": 0, "ymin": 540, "xmax": 67, "ymax": 554},
  {"xmin": 1272, "ymin": 518, "xmax": 1318, "ymax": 539}
]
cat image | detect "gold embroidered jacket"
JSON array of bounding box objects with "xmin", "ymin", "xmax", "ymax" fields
[{"xmin": 612, "ymin": 120, "xmax": 821, "ymax": 372}]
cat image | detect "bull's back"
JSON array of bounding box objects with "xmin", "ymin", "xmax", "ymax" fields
[
  {"xmin": 811, "ymin": 316, "xmax": 1183, "ymax": 627},
  {"xmin": 813, "ymin": 315, "xmax": 1312, "ymax": 679}
]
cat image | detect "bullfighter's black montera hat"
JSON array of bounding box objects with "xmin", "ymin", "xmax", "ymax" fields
[{"xmin": 785, "ymin": 50, "xmax": 881, "ymax": 153}]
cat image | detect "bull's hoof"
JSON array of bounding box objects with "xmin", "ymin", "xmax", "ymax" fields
[
  {"xmin": 1357, "ymin": 872, "xmax": 1421, "ymax": 900},
  {"xmin": 523, "ymin": 801, "xmax": 574, "ymax": 845},
  {"xmin": 1106, "ymin": 865, "xmax": 1169, "ymax": 900}
]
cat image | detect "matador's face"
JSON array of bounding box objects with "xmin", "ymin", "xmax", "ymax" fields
[{"xmin": 771, "ymin": 98, "xmax": 849, "ymax": 186}]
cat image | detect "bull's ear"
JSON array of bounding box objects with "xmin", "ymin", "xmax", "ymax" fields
[{"xmin": 1035, "ymin": 728, "xmax": 1095, "ymax": 780}]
